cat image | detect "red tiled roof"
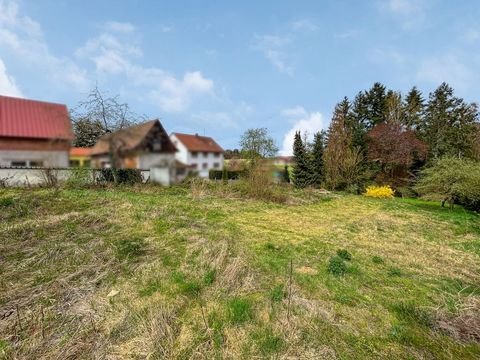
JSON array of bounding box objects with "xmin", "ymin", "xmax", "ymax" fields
[
  {"xmin": 70, "ymin": 147, "xmax": 92, "ymax": 157},
  {"xmin": 172, "ymin": 133, "xmax": 223, "ymax": 153},
  {"xmin": 0, "ymin": 95, "xmax": 72, "ymax": 140}
]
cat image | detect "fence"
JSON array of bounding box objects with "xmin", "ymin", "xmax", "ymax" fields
[{"xmin": 0, "ymin": 167, "xmax": 151, "ymax": 187}]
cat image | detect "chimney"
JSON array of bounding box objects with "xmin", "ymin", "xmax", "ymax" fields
[{"xmin": 195, "ymin": 133, "xmax": 199, "ymax": 137}]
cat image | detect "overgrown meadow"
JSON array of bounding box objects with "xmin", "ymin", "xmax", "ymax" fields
[{"xmin": 0, "ymin": 185, "xmax": 479, "ymax": 359}]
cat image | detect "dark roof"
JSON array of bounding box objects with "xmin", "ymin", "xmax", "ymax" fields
[
  {"xmin": 172, "ymin": 132, "xmax": 223, "ymax": 153},
  {"xmin": 91, "ymin": 119, "xmax": 176, "ymax": 156},
  {"xmin": 0, "ymin": 95, "xmax": 72, "ymax": 140}
]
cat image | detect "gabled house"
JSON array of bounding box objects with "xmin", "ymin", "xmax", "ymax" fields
[
  {"xmin": 170, "ymin": 133, "xmax": 224, "ymax": 178},
  {"xmin": 90, "ymin": 119, "xmax": 177, "ymax": 170},
  {"xmin": 0, "ymin": 95, "xmax": 72, "ymax": 168}
]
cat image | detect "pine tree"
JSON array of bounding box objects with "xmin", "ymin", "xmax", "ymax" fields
[
  {"xmin": 403, "ymin": 86, "xmax": 424, "ymax": 130},
  {"xmin": 311, "ymin": 131, "xmax": 326, "ymax": 186},
  {"xmin": 423, "ymin": 83, "xmax": 479, "ymax": 159},
  {"xmin": 366, "ymin": 82, "xmax": 387, "ymax": 128},
  {"xmin": 292, "ymin": 131, "xmax": 310, "ymax": 188}
]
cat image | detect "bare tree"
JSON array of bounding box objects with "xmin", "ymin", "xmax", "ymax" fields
[
  {"xmin": 71, "ymin": 85, "xmax": 145, "ymax": 182},
  {"xmin": 71, "ymin": 84, "xmax": 137, "ymax": 135}
]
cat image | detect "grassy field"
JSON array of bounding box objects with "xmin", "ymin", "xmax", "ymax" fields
[{"xmin": 0, "ymin": 185, "xmax": 479, "ymax": 359}]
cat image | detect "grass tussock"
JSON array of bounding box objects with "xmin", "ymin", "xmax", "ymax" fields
[{"xmin": 0, "ymin": 186, "xmax": 479, "ymax": 359}]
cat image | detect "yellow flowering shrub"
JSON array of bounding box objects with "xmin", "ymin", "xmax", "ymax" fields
[{"xmin": 364, "ymin": 185, "xmax": 395, "ymax": 199}]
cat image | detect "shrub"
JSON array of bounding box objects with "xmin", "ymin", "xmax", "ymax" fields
[
  {"xmin": 364, "ymin": 185, "xmax": 395, "ymax": 199},
  {"xmin": 97, "ymin": 168, "xmax": 143, "ymax": 184},
  {"xmin": 415, "ymin": 157, "xmax": 480, "ymax": 212},
  {"xmin": 209, "ymin": 169, "xmax": 246, "ymax": 180},
  {"xmin": 372, "ymin": 255, "xmax": 385, "ymax": 264},
  {"xmin": 328, "ymin": 256, "xmax": 347, "ymax": 276},
  {"xmin": 336, "ymin": 249, "xmax": 352, "ymax": 261}
]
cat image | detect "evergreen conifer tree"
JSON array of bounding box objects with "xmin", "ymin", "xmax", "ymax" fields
[
  {"xmin": 292, "ymin": 131, "xmax": 310, "ymax": 188},
  {"xmin": 311, "ymin": 131, "xmax": 326, "ymax": 186},
  {"xmin": 403, "ymin": 86, "xmax": 425, "ymax": 130},
  {"xmin": 424, "ymin": 83, "xmax": 479, "ymax": 159}
]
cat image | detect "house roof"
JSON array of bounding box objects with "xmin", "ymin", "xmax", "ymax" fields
[
  {"xmin": 0, "ymin": 95, "xmax": 72, "ymax": 140},
  {"xmin": 90, "ymin": 119, "xmax": 176, "ymax": 156},
  {"xmin": 172, "ymin": 133, "xmax": 223, "ymax": 153},
  {"xmin": 70, "ymin": 147, "xmax": 92, "ymax": 157}
]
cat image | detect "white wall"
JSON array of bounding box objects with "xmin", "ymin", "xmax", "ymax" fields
[
  {"xmin": 138, "ymin": 153, "xmax": 176, "ymax": 169},
  {"xmin": 169, "ymin": 134, "xmax": 224, "ymax": 178},
  {"xmin": 0, "ymin": 150, "xmax": 69, "ymax": 168},
  {"xmin": 0, "ymin": 168, "xmax": 151, "ymax": 187}
]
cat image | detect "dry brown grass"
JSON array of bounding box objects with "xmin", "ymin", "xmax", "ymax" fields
[
  {"xmin": 436, "ymin": 296, "xmax": 480, "ymax": 343},
  {"xmin": 1, "ymin": 188, "xmax": 479, "ymax": 359}
]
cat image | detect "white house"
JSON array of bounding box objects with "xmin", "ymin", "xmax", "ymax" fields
[{"xmin": 170, "ymin": 133, "xmax": 224, "ymax": 178}]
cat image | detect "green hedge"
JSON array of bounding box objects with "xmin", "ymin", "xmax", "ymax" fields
[
  {"xmin": 97, "ymin": 168, "xmax": 143, "ymax": 184},
  {"xmin": 209, "ymin": 169, "xmax": 246, "ymax": 180}
]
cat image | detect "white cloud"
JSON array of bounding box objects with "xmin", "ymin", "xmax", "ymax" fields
[
  {"xmin": 104, "ymin": 21, "xmax": 135, "ymax": 33},
  {"xmin": 190, "ymin": 101, "xmax": 254, "ymax": 130},
  {"xmin": 464, "ymin": 28, "xmax": 480, "ymax": 42},
  {"xmin": 77, "ymin": 26, "xmax": 215, "ymax": 113},
  {"xmin": 147, "ymin": 71, "xmax": 214, "ymax": 113},
  {"xmin": 417, "ymin": 54, "xmax": 474, "ymax": 92},
  {"xmin": 281, "ymin": 106, "xmax": 307, "ymax": 118},
  {"xmin": 379, "ymin": 0, "xmax": 428, "ymax": 30},
  {"xmin": 254, "ymin": 34, "xmax": 293, "ymax": 76},
  {"xmin": 280, "ymin": 106, "xmax": 325, "ymax": 155},
  {"xmin": 0, "ymin": 0, "xmax": 90, "ymax": 91},
  {"xmin": 334, "ymin": 30, "xmax": 359, "ymax": 39},
  {"xmin": 0, "ymin": 57, "xmax": 22, "ymax": 96},
  {"xmin": 370, "ymin": 47, "xmax": 408, "ymax": 65},
  {"xmin": 161, "ymin": 25, "xmax": 174, "ymax": 33},
  {"xmin": 290, "ymin": 19, "xmax": 318, "ymax": 32}
]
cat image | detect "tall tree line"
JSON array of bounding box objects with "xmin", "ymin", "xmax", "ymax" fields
[{"xmin": 293, "ymin": 82, "xmax": 480, "ymax": 189}]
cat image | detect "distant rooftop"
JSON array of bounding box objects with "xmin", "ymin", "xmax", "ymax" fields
[{"xmin": 172, "ymin": 132, "xmax": 223, "ymax": 153}]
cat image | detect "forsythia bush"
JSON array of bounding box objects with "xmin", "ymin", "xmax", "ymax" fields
[{"xmin": 364, "ymin": 185, "xmax": 395, "ymax": 199}]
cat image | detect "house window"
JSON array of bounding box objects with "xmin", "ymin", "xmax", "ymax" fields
[
  {"xmin": 214, "ymin": 153, "xmax": 220, "ymax": 158},
  {"xmin": 213, "ymin": 162, "xmax": 220, "ymax": 168},
  {"xmin": 152, "ymin": 139, "xmax": 162, "ymax": 151},
  {"xmin": 202, "ymin": 163, "xmax": 208, "ymax": 169},
  {"xmin": 70, "ymin": 160, "xmax": 80, "ymax": 167},
  {"xmin": 192, "ymin": 163, "xmax": 198, "ymax": 169},
  {"xmin": 176, "ymin": 168, "xmax": 185, "ymax": 175},
  {"xmin": 203, "ymin": 152, "xmax": 208, "ymax": 157},
  {"xmin": 192, "ymin": 152, "xmax": 198, "ymax": 158},
  {"xmin": 10, "ymin": 161, "xmax": 27, "ymax": 167},
  {"xmin": 30, "ymin": 161, "xmax": 44, "ymax": 167},
  {"xmin": 84, "ymin": 160, "xmax": 91, "ymax": 168}
]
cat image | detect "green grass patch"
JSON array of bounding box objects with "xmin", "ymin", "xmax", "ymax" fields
[{"xmin": 226, "ymin": 297, "xmax": 253, "ymax": 324}]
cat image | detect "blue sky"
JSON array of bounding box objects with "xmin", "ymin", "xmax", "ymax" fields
[{"xmin": 0, "ymin": 0, "xmax": 479, "ymax": 154}]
